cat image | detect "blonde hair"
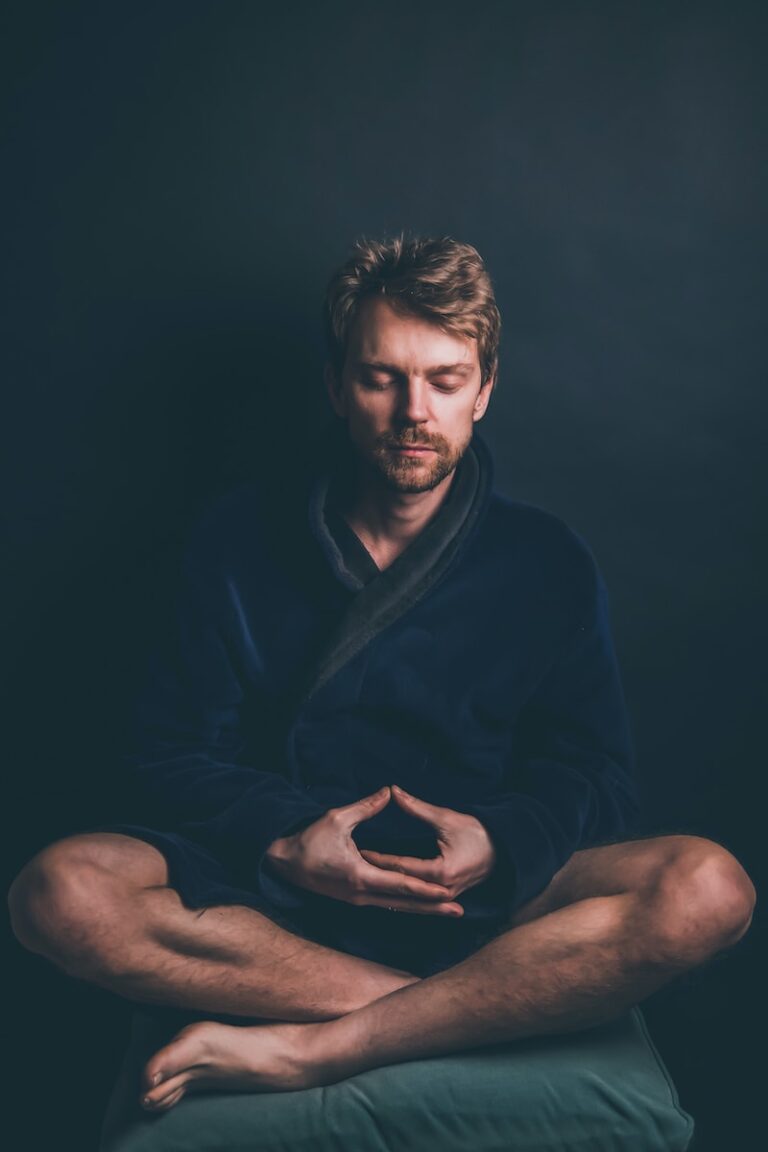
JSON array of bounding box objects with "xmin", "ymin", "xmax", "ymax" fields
[{"xmin": 323, "ymin": 232, "xmax": 501, "ymax": 387}]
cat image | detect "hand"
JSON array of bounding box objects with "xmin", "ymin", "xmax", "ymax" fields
[
  {"xmin": 358, "ymin": 784, "xmax": 497, "ymax": 900},
  {"xmin": 264, "ymin": 785, "xmax": 464, "ymax": 916}
]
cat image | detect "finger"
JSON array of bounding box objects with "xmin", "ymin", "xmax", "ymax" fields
[
  {"xmin": 362, "ymin": 896, "xmax": 464, "ymax": 917},
  {"xmin": 391, "ymin": 784, "xmax": 448, "ymax": 830},
  {"xmin": 357, "ymin": 860, "xmax": 452, "ymax": 902},
  {"xmin": 359, "ymin": 850, "xmax": 444, "ymax": 883},
  {"xmin": 331, "ymin": 786, "xmax": 391, "ymax": 830}
]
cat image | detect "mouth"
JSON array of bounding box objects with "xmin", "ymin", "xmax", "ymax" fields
[{"xmin": 389, "ymin": 444, "xmax": 436, "ymax": 456}]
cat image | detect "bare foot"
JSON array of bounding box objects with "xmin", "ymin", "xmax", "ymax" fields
[{"xmin": 140, "ymin": 1018, "xmax": 330, "ymax": 1112}]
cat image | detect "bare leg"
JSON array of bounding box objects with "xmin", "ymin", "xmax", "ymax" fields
[
  {"xmin": 137, "ymin": 834, "xmax": 755, "ymax": 1110},
  {"xmin": 7, "ymin": 833, "xmax": 418, "ymax": 1021}
]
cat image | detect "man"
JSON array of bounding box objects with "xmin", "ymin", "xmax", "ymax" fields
[{"xmin": 8, "ymin": 234, "xmax": 755, "ymax": 1112}]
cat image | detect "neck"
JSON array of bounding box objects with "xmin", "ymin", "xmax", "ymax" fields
[{"xmin": 338, "ymin": 461, "xmax": 458, "ymax": 571}]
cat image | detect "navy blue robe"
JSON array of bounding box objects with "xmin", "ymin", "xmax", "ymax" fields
[{"xmin": 99, "ymin": 430, "xmax": 638, "ymax": 976}]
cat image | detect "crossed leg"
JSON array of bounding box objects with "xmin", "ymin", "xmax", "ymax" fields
[
  {"xmin": 136, "ymin": 833, "xmax": 755, "ymax": 1111},
  {"xmin": 7, "ymin": 832, "xmax": 419, "ymax": 1023}
]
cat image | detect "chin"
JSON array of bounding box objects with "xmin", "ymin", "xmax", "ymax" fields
[
  {"xmin": 386, "ymin": 474, "xmax": 443, "ymax": 494},
  {"xmin": 377, "ymin": 453, "xmax": 454, "ymax": 494}
]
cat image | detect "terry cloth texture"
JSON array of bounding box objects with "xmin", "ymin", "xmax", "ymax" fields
[{"xmin": 90, "ymin": 428, "xmax": 639, "ymax": 976}]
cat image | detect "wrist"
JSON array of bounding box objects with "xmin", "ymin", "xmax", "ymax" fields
[{"xmin": 466, "ymin": 815, "xmax": 497, "ymax": 878}]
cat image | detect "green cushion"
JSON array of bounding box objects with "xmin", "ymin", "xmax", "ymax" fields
[{"xmin": 99, "ymin": 1007, "xmax": 693, "ymax": 1151}]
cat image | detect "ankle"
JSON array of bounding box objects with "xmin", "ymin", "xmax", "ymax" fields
[{"xmin": 305, "ymin": 1009, "xmax": 369, "ymax": 1086}]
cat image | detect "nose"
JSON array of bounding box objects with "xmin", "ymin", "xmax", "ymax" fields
[{"xmin": 395, "ymin": 378, "xmax": 430, "ymax": 424}]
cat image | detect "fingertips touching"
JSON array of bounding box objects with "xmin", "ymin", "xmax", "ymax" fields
[{"xmin": 371, "ymin": 897, "xmax": 463, "ymax": 916}]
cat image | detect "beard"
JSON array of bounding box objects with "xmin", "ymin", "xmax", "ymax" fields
[{"xmin": 366, "ymin": 427, "xmax": 472, "ymax": 494}]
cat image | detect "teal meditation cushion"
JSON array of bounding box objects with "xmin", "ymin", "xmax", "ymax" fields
[{"xmin": 100, "ymin": 1007, "xmax": 693, "ymax": 1152}]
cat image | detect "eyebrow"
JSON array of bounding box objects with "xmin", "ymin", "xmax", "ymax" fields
[{"xmin": 360, "ymin": 361, "xmax": 475, "ymax": 376}]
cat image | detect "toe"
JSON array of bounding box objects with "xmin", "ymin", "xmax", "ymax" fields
[
  {"xmin": 141, "ymin": 1071, "xmax": 191, "ymax": 1111},
  {"xmin": 156, "ymin": 1085, "xmax": 186, "ymax": 1110},
  {"xmin": 142, "ymin": 1058, "xmax": 165, "ymax": 1094},
  {"xmin": 143, "ymin": 1021, "xmax": 213, "ymax": 1092},
  {"xmin": 143, "ymin": 1055, "xmax": 168, "ymax": 1094}
]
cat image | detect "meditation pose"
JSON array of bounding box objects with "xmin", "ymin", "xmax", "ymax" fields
[{"xmin": 8, "ymin": 234, "xmax": 756, "ymax": 1114}]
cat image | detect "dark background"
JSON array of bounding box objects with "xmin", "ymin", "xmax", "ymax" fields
[{"xmin": 3, "ymin": 2, "xmax": 765, "ymax": 1148}]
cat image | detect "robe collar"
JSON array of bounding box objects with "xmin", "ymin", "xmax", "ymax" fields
[{"xmin": 301, "ymin": 430, "xmax": 495, "ymax": 704}]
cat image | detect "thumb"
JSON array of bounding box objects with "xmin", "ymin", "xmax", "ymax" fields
[{"xmin": 335, "ymin": 785, "xmax": 391, "ymax": 830}]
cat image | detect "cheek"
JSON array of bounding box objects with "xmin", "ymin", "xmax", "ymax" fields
[
  {"xmin": 353, "ymin": 393, "xmax": 392, "ymax": 424},
  {"xmin": 347, "ymin": 404, "xmax": 385, "ymax": 442},
  {"xmin": 441, "ymin": 397, "xmax": 479, "ymax": 433}
]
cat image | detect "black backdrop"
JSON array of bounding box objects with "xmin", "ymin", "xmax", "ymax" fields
[{"xmin": 4, "ymin": 2, "xmax": 765, "ymax": 1148}]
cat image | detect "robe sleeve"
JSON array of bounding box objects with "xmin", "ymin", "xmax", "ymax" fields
[
  {"xmin": 463, "ymin": 571, "xmax": 640, "ymax": 914},
  {"xmin": 124, "ymin": 511, "xmax": 328, "ymax": 905}
]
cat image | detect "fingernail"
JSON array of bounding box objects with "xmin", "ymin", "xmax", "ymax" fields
[{"xmin": 152, "ymin": 1073, "xmax": 162, "ymax": 1086}]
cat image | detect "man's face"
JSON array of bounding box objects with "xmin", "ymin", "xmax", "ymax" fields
[{"xmin": 325, "ymin": 297, "xmax": 494, "ymax": 494}]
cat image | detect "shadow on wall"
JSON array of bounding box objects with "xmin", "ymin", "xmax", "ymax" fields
[{"xmin": 6, "ymin": 289, "xmax": 333, "ymax": 863}]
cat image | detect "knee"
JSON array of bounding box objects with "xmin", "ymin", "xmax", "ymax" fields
[
  {"xmin": 8, "ymin": 838, "xmax": 120, "ymax": 975},
  {"xmin": 649, "ymin": 836, "xmax": 756, "ymax": 966}
]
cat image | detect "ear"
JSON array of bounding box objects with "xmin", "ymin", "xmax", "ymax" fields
[
  {"xmin": 324, "ymin": 362, "xmax": 346, "ymax": 418},
  {"xmin": 472, "ymin": 373, "xmax": 495, "ymax": 422}
]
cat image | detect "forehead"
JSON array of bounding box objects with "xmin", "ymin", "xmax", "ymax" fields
[{"xmin": 346, "ymin": 297, "xmax": 479, "ymax": 372}]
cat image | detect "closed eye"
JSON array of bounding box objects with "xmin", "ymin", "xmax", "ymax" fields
[{"xmin": 359, "ymin": 373, "xmax": 463, "ymax": 393}]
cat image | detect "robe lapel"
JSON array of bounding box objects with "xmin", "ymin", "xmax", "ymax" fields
[{"xmin": 298, "ymin": 432, "xmax": 494, "ymax": 706}]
